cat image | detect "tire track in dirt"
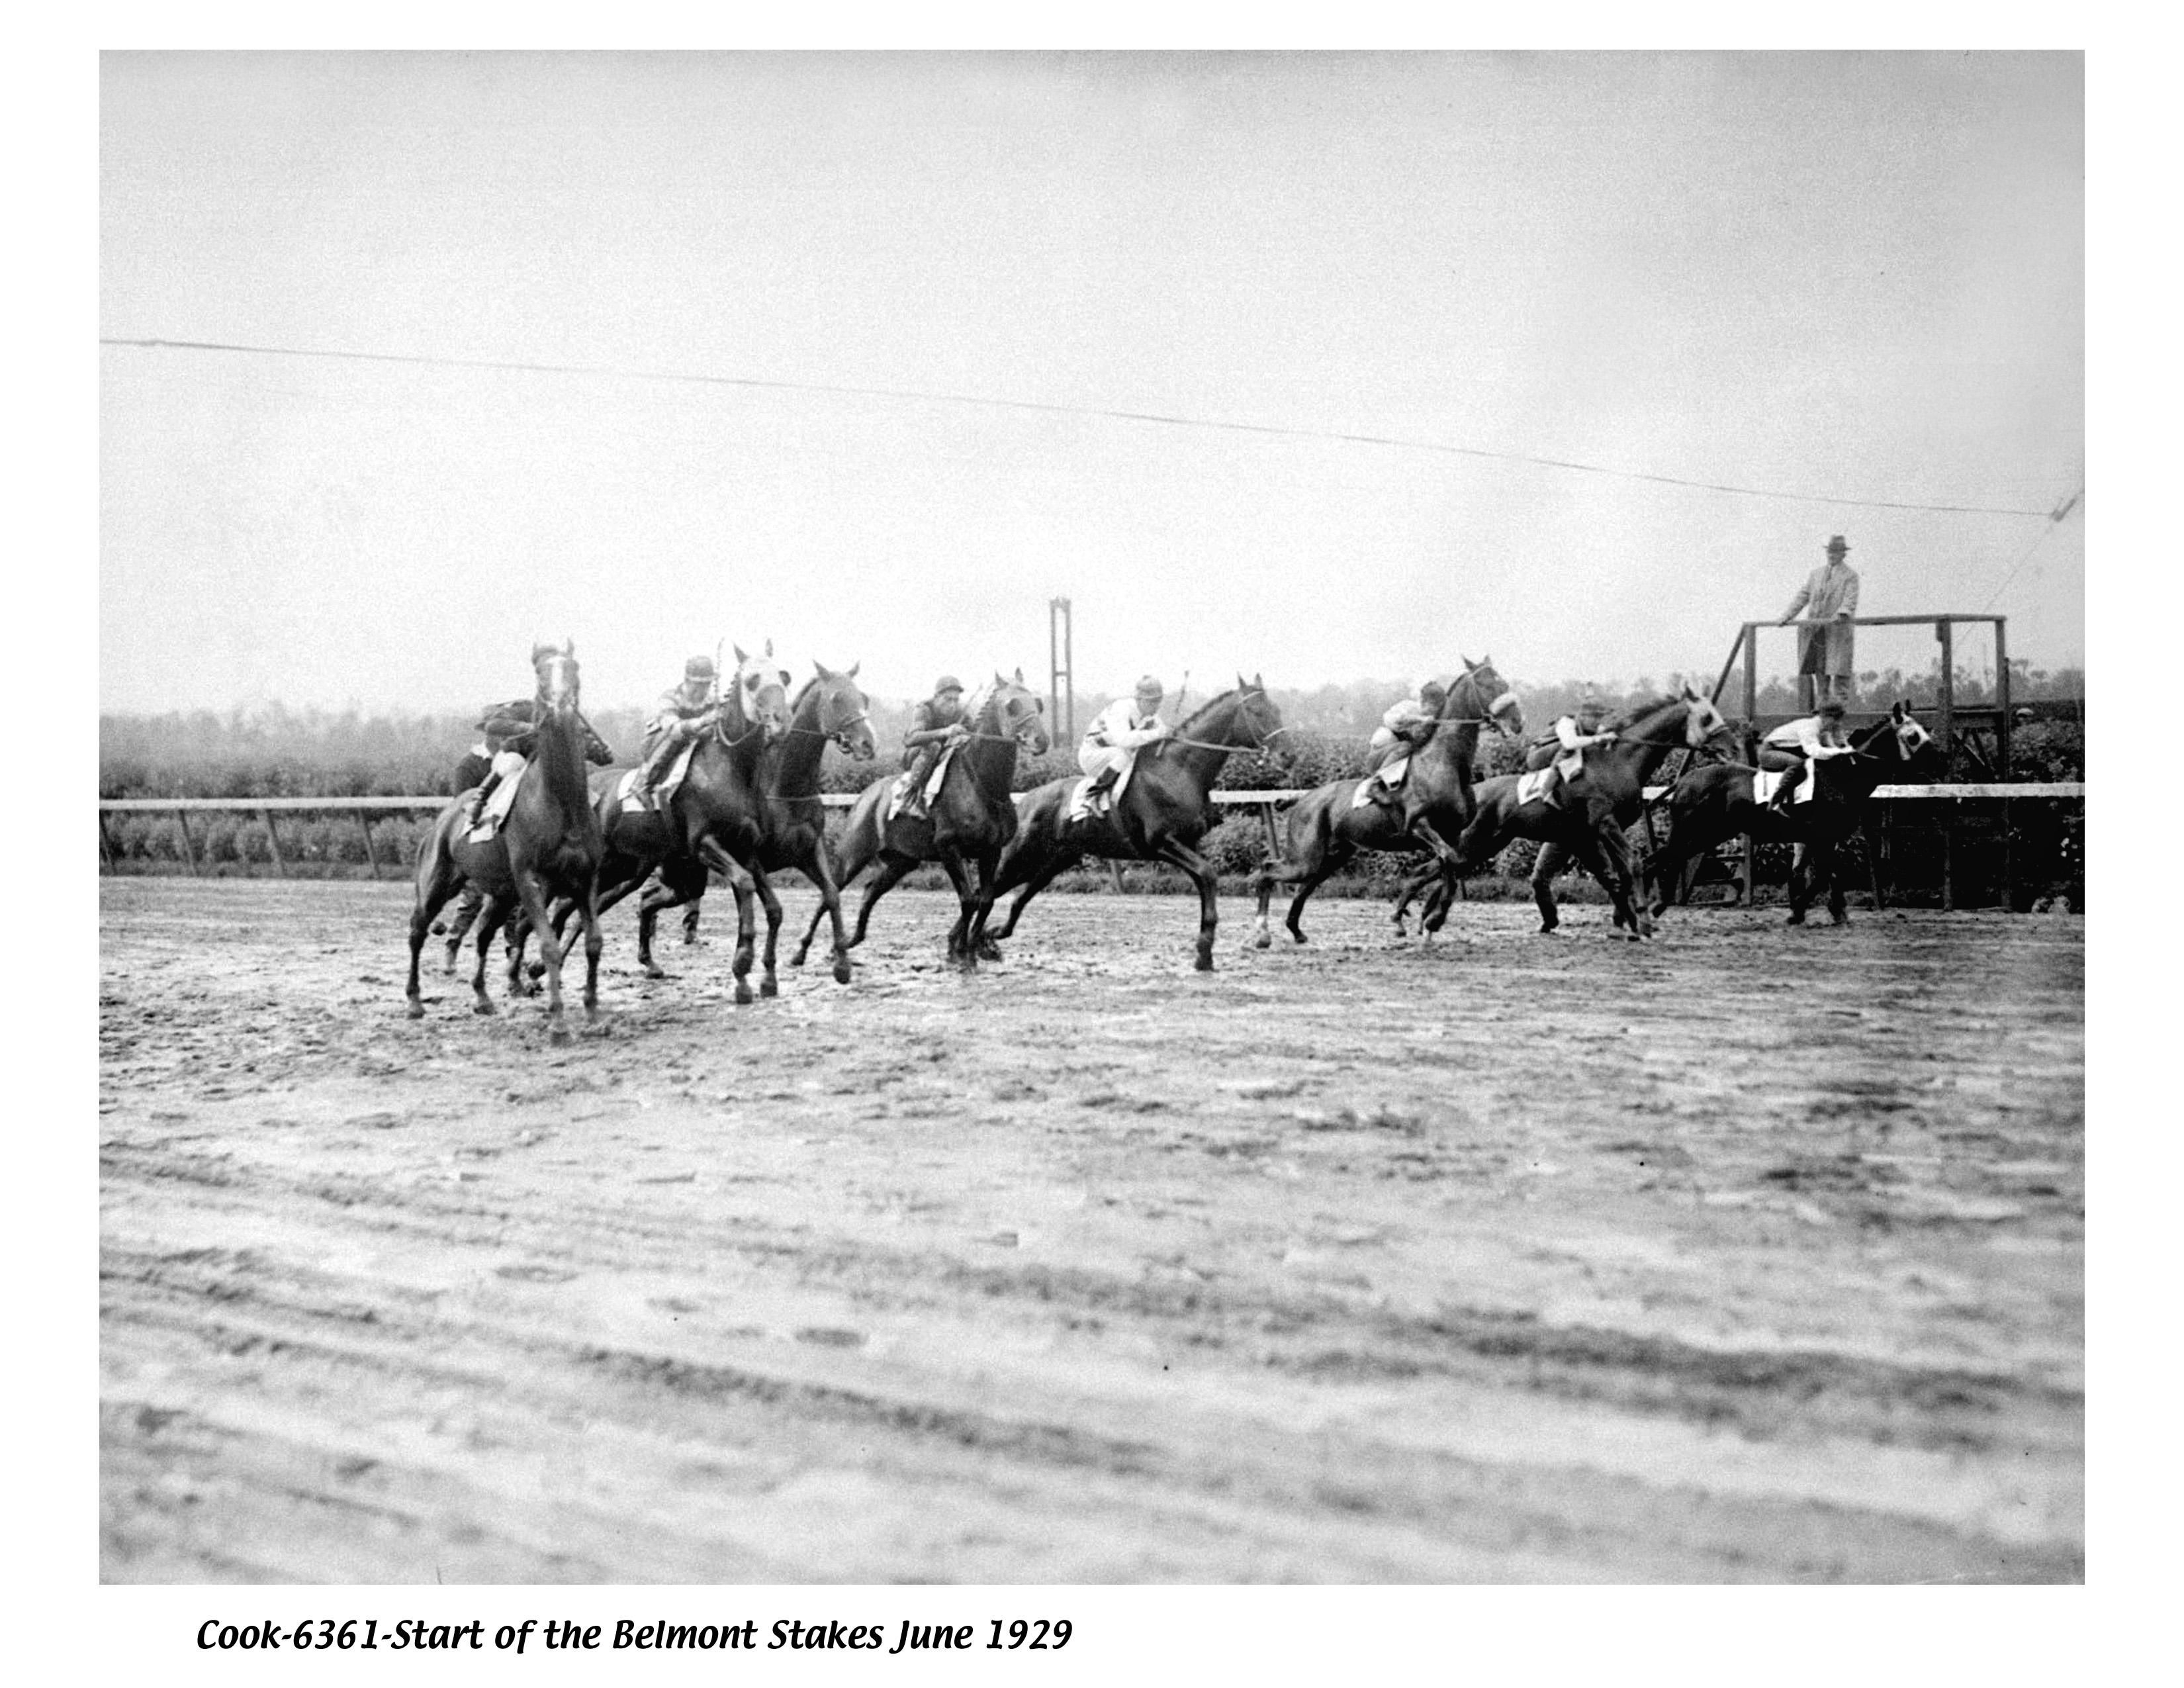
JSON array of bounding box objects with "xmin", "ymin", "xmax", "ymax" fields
[{"xmin": 102, "ymin": 879, "xmax": 2083, "ymax": 1581}]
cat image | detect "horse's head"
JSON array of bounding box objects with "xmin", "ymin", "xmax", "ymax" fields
[
  {"xmin": 1870, "ymin": 700, "xmax": 1942, "ymax": 774},
  {"xmin": 808, "ymin": 660, "xmax": 876, "ymax": 760},
  {"xmin": 1678, "ymin": 680, "xmax": 1731, "ymax": 747},
  {"xmin": 1230, "ymin": 671, "xmax": 1285, "ymax": 750},
  {"xmin": 731, "ymin": 640, "xmax": 793, "ymax": 743},
  {"xmin": 1452, "ymin": 652, "xmax": 1522, "ymax": 737},
  {"xmin": 991, "ymin": 667, "xmax": 1051, "ymax": 757},
  {"xmin": 530, "ymin": 637, "xmax": 580, "ymax": 720}
]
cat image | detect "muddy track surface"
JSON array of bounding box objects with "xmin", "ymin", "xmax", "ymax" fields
[{"xmin": 101, "ymin": 878, "xmax": 2083, "ymax": 1582}]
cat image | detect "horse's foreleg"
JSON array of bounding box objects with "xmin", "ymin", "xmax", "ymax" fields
[
  {"xmin": 1786, "ymin": 839, "xmax": 1812, "ymax": 925},
  {"xmin": 577, "ymin": 878, "xmax": 604, "ymax": 1024},
  {"xmin": 936, "ymin": 849, "xmax": 977, "ymax": 967},
  {"xmin": 989, "ymin": 843, "xmax": 1078, "ymax": 943},
  {"xmin": 512, "ymin": 870, "xmax": 569, "ymax": 1043},
  {"xmin": 751, "ymin": 867, "xmax": 783, "ymax": 998},
  {"xmin": 1150, "ymin": 839, "xmax": 1222, "ymax": 971},
  {"xmin": 1580, "ymin": 822, "xmax": 1651, "ymax": 939},
  {"xmin": 1529, "ymin": 839, "xmax": 1569, "ymax": 934},
  {"xmin": 696, "ymin": 841, "xmax": 760, "ymax": 1004},
  {"xmin": 407, "ymin": 859, "xmax": 462, "ymax": 1017},
  {"xmin": 800, "ymin": 840, "xmax": 856, "ymax": 984},
  {"xmin": 968, "ymin": 849, "xmax": 1005, "ymax": 962}
]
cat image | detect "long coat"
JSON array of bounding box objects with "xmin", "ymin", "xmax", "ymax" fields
[{"xmin": 1783, "ymin": 563, "xmax": 1860, "ymax": 675}]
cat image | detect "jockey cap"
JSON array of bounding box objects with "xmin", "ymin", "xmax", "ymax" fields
[
  {"xmin": 934, "ymin": 675, "xmax": 963, "ymax": 696},
  {"xmin": 685, "ymin": 655, "xmax": 717, "ymax": 681},
  {"xmin": 1134, "ymin": 675, "xmax": 1163, "ymax": 700}
]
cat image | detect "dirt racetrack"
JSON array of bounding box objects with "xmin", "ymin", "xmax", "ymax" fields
[{"xmin": 100, "ymin": 877, "xmax": 2083, "ymax": 1583}]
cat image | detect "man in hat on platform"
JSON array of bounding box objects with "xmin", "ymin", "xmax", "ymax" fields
[
  {"xmin": 897, "ymin": 675, "xmax": 969, "ymax": 820},
  {"xmin": 1780, "ymin": 535, "xmax": 1861, "ymax": 709},
  {"xmin": 1760, "ymin": 696, "xmax": 1856, "ymax": 813},
  {"xmin": 1079, "ymin": 675, "xmax": 1172, "ymax": 807},
  {"xmin": 631, "ymin": 654, "xmax": 722, "ymax": 804}
]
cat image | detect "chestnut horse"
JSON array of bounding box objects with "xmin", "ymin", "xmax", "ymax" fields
[
  {"xmin": 794, "ymin": 671, "xmax": 1051, "ymax": 970},
  {"xmin": 1645, "ymin": 702, "xmax": 1942, "ymax": 926},
  {"xmin": 1250, "ymin": 657, "xmax": 1520, "ymax": 948},
  {"xmin": 986, "ymin": 676, "xmax": 1283, "ymax": 972},
  {"xmin": 406, "ymin": 641, "xmax": 604, "ymax": 1041},
  {"xmin": 635, "ymin": 661, "xmax": 877, "ymax": 989}
]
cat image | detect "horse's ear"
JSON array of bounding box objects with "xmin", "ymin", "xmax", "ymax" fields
[
  {"xmin": 1013, "ymin": 666, "xmax": 1024, "ymax": 683},
  {"xmin": 1253, "ymin": 671, "xmax": 1265, "ymax": 689},
  {"xmin": 764, "ymin": 637, "xmax": 774, "ymax": 658},
  {"xmin": 848, "ymin": 661, "xmax": 859, "ymax": 678},
  {"xmin": 733, "ymin": 643, "xmax": 748, "ymax": 664},
  {"xmin": 814, "ymin": 659, "xmax": 834, "ymax": 680},
  {"xmin": 564, "ymin": 635, "xmax": 574, "ymax": 657},
  {"xmin": 1460, "ymin": 653, "xmax": 1476, "ymax": 671},
  {"xmin": 778, "ymin": 669, "xmax": 792, "ymax": 689}
]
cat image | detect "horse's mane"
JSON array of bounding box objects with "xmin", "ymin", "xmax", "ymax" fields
[
  {"xmin": 1173, "ymin": 684, "xmax": 1245, "ymax": 739},
  {"xmin": 788, "ymin": 674, "xmax": 823, "ymax": 715}
]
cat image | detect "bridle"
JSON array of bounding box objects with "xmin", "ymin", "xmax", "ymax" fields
[
  {"xmin": 1162, "ymin": 690, "xmax": 1286, "ymax": 753},
  {"xmin": 961, "ymin": 688, "xmax": 1048, "ymax": 747}
]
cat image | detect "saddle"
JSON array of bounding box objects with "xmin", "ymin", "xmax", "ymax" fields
[
  {"xmin": 1066, "ymin": 755, "xmax": 1140, "ymax": 824},
  {"xmin": 465, "ymin": 753, "xmax": 529, "ymax": 842},
  {"xmin": 1351, "ymin": 755, "xmax": 1410, "ymax": 810},
  {"xmin": 885, "ymin": 743, "xmax": 960, "ymax": 823},
  {"xmin": 1752, "ymin": 767, "xmax": 1815, "ymax": 807},
  {"xmin": 1515, "ymin": 769, "xmax": 1556, "ymax": 808},
  {"xmin": 615, "ymin": 741, "xmax": 698, "ymax": 813}
]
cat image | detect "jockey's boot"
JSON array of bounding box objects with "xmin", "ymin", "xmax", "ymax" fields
[
  {"xmin": 1366, "ymin": 776, "xmax": 1400, "ymax": 809},
  {"xmin": 462, "ymin": 776, "xmax": 497, "ymax": 827},
  {"xmin": 631, "ymin": 735, "xmax": 682, "ymax": 806},
  {"xmin": 901, "ymin": 751, "xmax": 938, "ymax": 819},
  {"xmin": 1769, "ymin": 764, "xmax": 1805, "ymax": 815},
  {"xmin": 1083, "ymin": 767, "xmax": 1119, "ymax": 810}
]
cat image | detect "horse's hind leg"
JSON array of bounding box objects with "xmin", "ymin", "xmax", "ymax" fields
[
  {"xmin": 510, "ymin": 872, "xmax": 570, "ymax": 1042},
  {"xmin": 848, "ymin": 852, "xmax": 919, "ymax": 949},
  {"xmin": 799, "ymin": 841, "xmax": 856, "ymax": 983},
  {"xmin": 1284, "ymin": 861, "xmax": 1338, "ymax": 946},
  {"xmin": 470, "ymin": 895, "xmax": 511, "ymax": 1014},
  {"xmin": 441, "ymin": 882, "xmax": 482, "ymax": 973},
  {"xmin": 968, "ymin": 850, "xmax": 1005, "ymax": 962},
  {"xmin": 407, "ymin": 865, "xmax": 462, "ymax": 1017},
  {"xmin": 936, "ymin": 850, "xmax": 978, "ymax": 967},
  {"xmin": 751, "ymin": 868, "xmax": 783, "ymax": 998},
  {"xmin": 989, "ymin": 843, "xmax": 1079, "ymax": 943},
  {"xmin": 1153, "ymin": 840, "xmax": 1222, "ymax": 972}
]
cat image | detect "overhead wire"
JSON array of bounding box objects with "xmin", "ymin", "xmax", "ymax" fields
[
  {"xmin": 1981, "ymin": 489, "xmax": 2082, "ymax": 612},
  {"xmin": 101, "ymin": 334, "xmax": 2060, "ymax": 520}
]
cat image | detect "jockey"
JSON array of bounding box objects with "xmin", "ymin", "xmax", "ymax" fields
[
  {"xmin": 1079, "ymin": 675, "xmax": 1171, "ymax": 804},
  {"xmin": 461, "ymin": 695, "xmax": 614, "ymax": 823},
  {"xmin": 897, "ymin": 675, "xmax": 968, "ymax": 820},
  {"xmin": 1760, "ymin": 697, "xmax": 1856, "ymax": 812},
  {"xmin": 631, "ymin": 655, "xmax": 723, "ymax": 803},
  {"xmin": 1362, "ymin": 678, "xmax": 1449, "ymax": 807},
  {"xmin": 1528, "ymin": 690, "xmax": 1617, "ymax": 808}
]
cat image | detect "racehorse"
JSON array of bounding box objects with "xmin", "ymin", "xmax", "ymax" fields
[
  {"xmin": 554, "ymin": 643, "xmax": 791, "ymax": 1004},
  {"xmin": 1644, "ymin": 702, "xmax": 1942, "ymax": 927},
  {"xmin": 1398, "ymin": 684, "xmax": 1734, "ymax": 941},
  {"xmin": 634, "ymin": 661, "xmax": 877, "ymax": 990},
  {"xmin": 985, "ymin": 675, "xmax": 1284, "ymax": 972},
  {"xmin": 792, "ymin": 671, "xmax": 1051, "ymax": 970},
  {"xmin": 1250, "ymin": 657, "xmax": 1520, "ymax": 948},
  {"xmin": 406, "ymin": 641, "xmax": 605, "ymax": 1041}
]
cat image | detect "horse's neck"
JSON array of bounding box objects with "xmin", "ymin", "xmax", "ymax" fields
[
  {"xmin": 965, "ymin": 704, "xmax": 1017, "ymax": 799},
  {"xmin": 531, "ymin": 709, "xmax": 592, "ymax": 815},
  {"xmin": 1600, "ymin": 712, "xmax": 1686, "ymax": 788},
  {"xmin": 1162, "ymin": 696, "xmax": 1243, "ymax": 790},
  {"xmin": 769, "ymin": 698, "xmax": 829, "ymax": 792},
  {"xmin": 1418, "ymin": 718, "xmax": 1480, "ymax": 776}
]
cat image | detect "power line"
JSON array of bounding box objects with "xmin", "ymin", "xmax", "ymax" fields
[
  {"xmin": 101, "ymin": 333, "xmax": 2058, "ymax": 519},
  {"xmin": 1981, "ymin": 489, "xmax": 2082, "ymax": 612}
]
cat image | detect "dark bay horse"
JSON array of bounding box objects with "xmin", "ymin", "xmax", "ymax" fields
[
  {"xmin": 986, "ymin": 675, "xmax": 1284, "ymax": 972},
  {"xmin": 1645, "ymin": 702, "xmax": 1942, "ymax": 926},
  {"xmin": 1250, "ymin": 657, "xmax": 1520, "ymax": 948},
  {"xmin": 1401, "ymin": 684, "xmax": 1733, "ymax": 941},
  {"xmin": 557, "ymin": 644, "xmax": 790, "ymax": 1004},
  {"xmin": 406, "ymin": 641, "xmax": 604, "ymax": 1041},
  {"xmin": 794, "ymin": 670, "xmax": 1051, "ymax": 970},
  {"xmin": 636, "ymin": 661, "xmax": 877, "ymax": 989}
]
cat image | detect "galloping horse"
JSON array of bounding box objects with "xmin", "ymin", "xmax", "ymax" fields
[
  {"xmin": 1250, "ymin": 657, "xmax": 1520, "ymax": 948},
  {"xmin": 794, "ymin": 671, "xmax": 1050, "ymax": 970},
  {"xmin": 1401, "ymin": 684, "xmax": 1733, "ymax": 941},
  {"xmin": 406, "ymin": 641, "xmax": 605, "ymax": 1041},
  {"xmin": 1645, "ymin": 702, "xmax": 1942, "ymax": 927},
  {"xmin": 561, "ymin": 643, "xmax": 791, "ymax": 1004},
  {"xmin": 635, "ymin": 662, "xmax": 876, "ymax": 990},
  {"xmin": 986, "ymin": 676, "xmax": 1283, "ymax": 972}
]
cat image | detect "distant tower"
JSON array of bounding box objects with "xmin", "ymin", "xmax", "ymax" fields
[{"xmin": 1048, "ymin": 596, "xmax": 1074, "ymax": 743}]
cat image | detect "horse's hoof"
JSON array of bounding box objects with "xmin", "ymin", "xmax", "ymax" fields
[
  {"xmin": 760, "ymin": 977, "xmax": 779, "ymax": 999},
  {"xmin": 643, "ymin": 963, "xmax": 668, "ymax": 980},
  {"xmin": 735, "ymin": 982, "xmax": 754, "ymax": 1006},
  {"xmin": 429, "ymin": 919, "xmax": 447, "ymax": 935},
  {"xmin": 551, "ymin": 1025, "xmax": 571, "ymax": 1047},
  {"xmin": 833, "ymin": 958, "xmax": 853, "ymax": 985},
  {"xmin": 1195, "ymin": 955, "xmax": 1216, "ymax": 973},
  {"xmin": 1253, "ymin": 932, "xmax": 1271, "ymax": 950},
  {"xmin": 682, "ymin": 933, "xmax": 700, "ymax": 947},
  {"xmin": 791, "ymin": 952, "xmax": 808, "ymax": 968},
  {"xmin": 1786, "ymin": 914, "xmax": 1806, "ymax": 927},
  {"xmin": 1537, "ymin": 925, "xmax": 1559, "ymax": 937},
  {"xmin": 406, "ymin": 1000, "xmax": 424, "ymax": 1019},
  {"xmin": 473, "ymin": 999, "xmax": 496, "ymax": 1017}
]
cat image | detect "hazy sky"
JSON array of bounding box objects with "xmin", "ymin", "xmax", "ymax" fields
[{"xmin": 101, "ymin": 51, "xmax": 2083, "ymax": 714}]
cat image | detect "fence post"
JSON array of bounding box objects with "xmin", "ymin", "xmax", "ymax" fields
[
  {"xmin": 360, "ymin": 812, "xmax": 383, "ymax": 879},
  {"xmin": 99, "ymin": 814, "xmax": 116, "ymax": 875},
  {"xmin": 1739, "ymin": 622, "xmax": 1759, "ymax": 906},
  {"xmin": 259, "ymin": 807, "xmax": 287, "ymax": 878},
  {"xmin": 174, "ymin": 808, "xmax": 199, "ymax": 876},
  {"xmin": 1938, "ymin": 620, "xmax": 1956, "ymax": 910}
]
